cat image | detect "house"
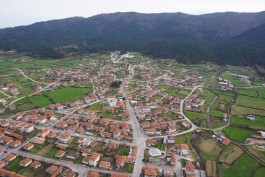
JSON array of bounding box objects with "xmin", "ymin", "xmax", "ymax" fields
[
  {"xmin": 164, "ymin": 136, "xmax": 175, "ymax": 144},
  {"xmin": 20, "ymin": 158, "xmax": 32, "ymax": 167},
  {"xmin": 57, "ymin": 132, "xmax": 71, "ymax": 143},
  {"xmin": 89, "ymin": 153, "xmax": 102, "ymax": 167},
  {"xmin": 82, "ymin": 156, "xmax": 90, "ymax": 164},
  {"xmin": 167, "ymin": 125, "xmax": 177, "ymax": 134},
  {"xmin": 113, "ymin": 129, "xmax": 122, "ymax": 139},
  {"xmin": 130, "ymin": 146, "xmax": 138, "ymax": 157},
  {"xmin": 0, "ymin": 136, "xmax": 13, "ymax": 145},
  {"xmin": 31, "ymin": 161, "xmax": 41, "ymax": 169},
  {"xmin": 0, "ymin": 149, "xmax": 5, "ymax": 157},
  {"xmin": 56, "ymin": 150, "xmax": 65, "ymax": 158},
  {"xmin": 115, "ymin": 155, "xmax": 134, "ymax": 167},
  {"xmin": 111, "ymin": 173, "xmax": 130, "ymax": 177},
  {"xmin": 146, "ymin": 139, "xmax": 156, "ymax": 146},
  {"xmin": 185, "ymin": 161, "xmax": 196, "ymax": 176},
  {"xmin": 222, "ymin": 138, "xmax": 231, "ymax": 146},
  {"xmin": 31, "ymin": 137, "xmax": 45, "ymax": 145},
  {"xmin": 0, "ymin": 169, "xmax": 24, "ymax": 177},
  {"xmin": 99, "ymin": 161, "xmax": 111, "ymax": 170},
  {"xmin": 145, "ymin": 128, "xmax": 156, "ymax": 136},
  {"xmin": 23, "ymin": 143, "xmax": 34, "ymax": 151},
  {"xmin": 148, "ymin": 148, "xmax": 162, "ymax": 157},
  {"xmin": 46, "ymin": 165, "xmax": 63, "ymax": 175},
  {"xmin": 25, "ymin": 124, "xmax": 35, "ymax": 133},
  {"xmin": 39, "ymin": 129, "xmax": 50, "ymax": 138},
  {"xmin": 0, "ymin": 161, "xmax": 5, "ymax": 168},
  {"xmin": 87, "ymin": 171, "xmax": 100, "ymax": 177},
  {"xmin": 174, "ymin": 144, "xmax": 189, "ymax": 155},
  {"xmin": 142, "ymin": 166, "xmax": 159, "ymax": 177},
  {"xmin": 170, "ymin": 153, "xmax": 176, "ymax": 165},
  {"xmin": 9, "ymin": 140, "xmax": 21, "ymax": 148},
  {"xmin": 3, "ymin": 154, "xmax": 16, "ymax": 163}
]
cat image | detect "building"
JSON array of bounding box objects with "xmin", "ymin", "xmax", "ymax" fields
[
  {"xmin": 89, "ymin": 153, "xmax": 101, "ymax": 167},
  {"xmin": 20, "ymin": 158, "xmax": 32, "ymax": 167}
]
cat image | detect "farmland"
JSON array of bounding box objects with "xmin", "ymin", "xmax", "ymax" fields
[
  {"xmin": 224, "ymin": 126, "xmax": 258, "ymax": 143},
  {"xmin": 218, "ymin": 154, "xmax": 261, "ymax": 177}
]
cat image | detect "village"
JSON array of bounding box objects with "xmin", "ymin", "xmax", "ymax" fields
[{"xmin": 0, "ymin": 51, "xmax": 265, "ymax": 177}]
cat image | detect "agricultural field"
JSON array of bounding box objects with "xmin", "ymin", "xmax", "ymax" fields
[
  {"xmin": 198, "ymin": 139, "xmax": 222, "ymax": 161},
  {"xmin": 231, "ymin": 105, "xmax": 265, "ymax": 116},
  {"xmin": 219, "ymin": 144, "xmax": 244, "ymax": 164},
  {"xmin": 231, "ymin": 115, "xmax": 265, "ymax": 130},
  {"xmin": 224, "ymin": 126, "xmax": 258, "ymax": 143},
  {"xmin": 16, "ymin": 85, "xmax": 93, "ymax": 111},
  {"xmin": 218, "ymin": 154, "xmax": 262, "ymax": 177},
  {"xmin": 236, "ymin": 95, "xmax": 265, "ymax": 110}
]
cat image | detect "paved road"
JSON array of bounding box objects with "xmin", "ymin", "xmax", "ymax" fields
[{"xmin": 122, "ymin": 82, "xmax": 146, "ymax": 177}]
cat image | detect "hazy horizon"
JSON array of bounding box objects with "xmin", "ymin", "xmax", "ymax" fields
[{"xmin": 1, "ymin": 0, "xmax": 265, "ymax": 28}]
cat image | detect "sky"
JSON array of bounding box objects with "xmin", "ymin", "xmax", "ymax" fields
[{"xmin": 1, "ymin": 0, "xmax": 265, "ymax": 28}]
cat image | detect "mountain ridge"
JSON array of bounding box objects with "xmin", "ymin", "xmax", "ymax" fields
[{"xmin": 1, "ymin": 11, "xmax": 265, "ymax": 66}]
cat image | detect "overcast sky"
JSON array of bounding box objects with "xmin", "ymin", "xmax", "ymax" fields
[{"xmin": 1, "ymin": 0, "xmax": 265, "ymax": 28}]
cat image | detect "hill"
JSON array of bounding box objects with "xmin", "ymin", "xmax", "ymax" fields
[{"xmin": 0, "ymin": 12, "xmax": 265, "ymax": 65}]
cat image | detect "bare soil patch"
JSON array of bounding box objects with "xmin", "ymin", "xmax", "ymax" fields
[{"xmin": 206, "ymin": 160, "xmax": 217, "ymax": 177}]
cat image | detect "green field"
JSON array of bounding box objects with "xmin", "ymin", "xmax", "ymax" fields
[
  {"xmin": 28, "ymin": 95, "xmax": 53, "ymax": 107},
  {"xmin": 236, "ymin": 95, "xmax": 265, "ymax": 110},
  {"xmin": 224, "ymin": 126, "xmax": 258, "ymax": 143},
  {"xmin": 219, "ymin": 154, "xmax": 261, "ymax": 177},
  {"xmin": 17, "ymin": 86, "xmax": 93, "ymax": 110},
  {"xmin": 89, "ymin": 102, "xmax": 102, "ymax": 110},
  {"xmin": 175, "ymin": 132, "xmax": 192, "ymax": 148},
  {"xmin": 209, "ymin": 109, "xmax": 224, "ymax": 118},
  {"xmin": 184, "ymin": 111, "xmax": 207, "ymax": 121},
  {"xmin": 117, "ymin": 146, "xmax": 130, "ymax": 156},
  {"xmin": 44, "ymin": 86, "xmax": 92, "ymax": 103},
  {"xmin": 45, "ymin": 147, "xmax": 60, "ymax": 158},
  {"xmin": 254, "ymin": 167, "xmax": 265, "ymax": 177},
  {"xmin": 249, "ymin": 87, "xmax": 265, "ymax": 99},
  {"xmin": 231, "ymin": 116, "xmax": 265, "ymax": 130},
  {"xmin": 4, "ymin": 156, "xmax": 23, "ymax": 173},
  {"xmin": 231, "ymin": 105, "xmax": 265, "ymax": 116},
  {"xmin": 236, "ymin": 89, "xmax": 258, "ymax": 97}
]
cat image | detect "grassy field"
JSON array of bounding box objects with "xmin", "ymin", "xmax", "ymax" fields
[
  {"xmin": 89, "ymin": 102, "xmax": 103, "ymax": 110},
  {"xmin": 175, "ymin": 132, "xmax": 192, "ymax": 148},
  {"xmin": 219, "ymin": 154, "xmax": 261, "ymax": 177},
  {"xmin": 249, "ymin": 87, "xmax": 265, "ymax": 99},
  {"xmin": 117, "ymin": 146, "xmax": 130, "ymax": 156},
  {"xmin": 224, "ymin": 126, "xmax": 258, "ymax": 143},
  {"xmin": 154, "ymin": 140, "xmax": 163, "ymax": 150},
  {"xmin": 219, "ymin": 144, "xmax": 244, "ymax": 164},
  {"xmin": 184, "ymin": 111, "xmax": 207, "ymax": 121},
  {"xmin": 236, "ymin": 89, "xmax": 258, "ymax": 97},
  {"xmin": 44, "ymin": 147, "xmax": 60, "ymax": 158},
  {"xmin": 44, "ymin": 86, "xmax": 92, "ymax": 103},
  {"xmin": 231, "ymin": 105, "xmax": 265, "ymax": 116},
  {"xmin": 17, "ymin": 85, "xmax": 93, "ymax": 110},
  {"xmin": 28, "ymin": 95, "xmax": 52, "ymax": 107},
  {"xmin": 122, "ymin": 163, "xmax": 134, "ymax": 173},
  {"xmin": 198, "ymin": 139, "xmax": 222, "ymax": 161},
  {"xmin": 253, "ymin": 167, "xmax": 265, "ymax": 177},
  {"xmin": 209, "ymin": 109, "xmax": 225, "ymax": 118},
  {"xmin": 4, "ymin": 156, "xmax": 23, "ymax": 173},
  {"xmin": 167, "ymin": 88, "xmax": 180, "ymax": 96},
  {"xmin": 236, "ymin": 95, "xmax": 265, "ymax": 110},
  {"xmin": 67, "ymin": 137, "xmax": 78, "ymax": 147},
  {"xmin": 231, "ymin": 115, "xmax": 265, "ymax": 130}
]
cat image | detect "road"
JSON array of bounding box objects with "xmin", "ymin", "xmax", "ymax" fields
[
  {"xmin": 122, "ymin": 82, "xmax": 146, "ymax": 177},
  {"xmin": 13, "ymin": 68, "xmax": 41, "ymax": 83}
]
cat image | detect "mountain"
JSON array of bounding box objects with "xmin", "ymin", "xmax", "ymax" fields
[{"xmin": 0, "ymin": 12, "xmax": 265, "ymax": 66}]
